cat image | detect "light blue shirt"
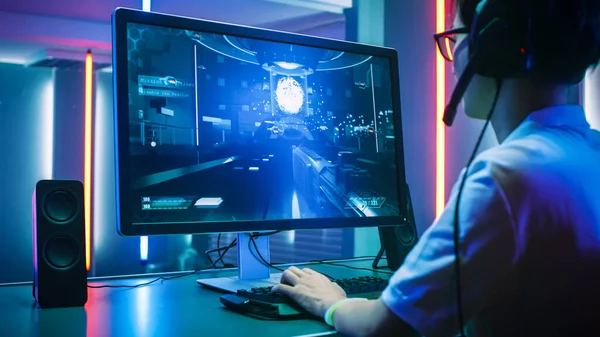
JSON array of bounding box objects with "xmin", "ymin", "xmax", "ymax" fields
[{"xmin": 382, "ymin": 105, "xmax": 600, "ymax": 337}]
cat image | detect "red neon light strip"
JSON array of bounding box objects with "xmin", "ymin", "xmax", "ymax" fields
[
  {"xmin": 84, "ymin": 51, "xmax": 93, "ymax": 271},
  {"xmin": 436, "ymin": 0, "xmax": 446, "ymax": 219}
]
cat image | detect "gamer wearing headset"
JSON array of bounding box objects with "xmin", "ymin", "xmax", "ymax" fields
[{"xmin": 272, "ymin": 0, "xmax": 600, "ymax": 336}]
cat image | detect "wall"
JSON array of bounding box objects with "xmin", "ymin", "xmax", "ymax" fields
[
  {"xmin": 0, "ymin": 64, "xmax": 158, "ymax": 281},
  {"xmin": 0, "ymin": 63, "xmax": 54, "ymax": 283},
  {"xmin": 383, "ymin": 0, "xmax": 438, "ymax": 235},
  {"xmin": 53, "ymin": 69, "xmax": 85, "ymax": 181},
  {"xmin": 346, "ymin": 0, "xmax": 440, "ymax": 258},
  {"xmin": 93, "ymin": 70, "xmax": 148, "ymax": 276},
  {"xmin": 585, "ymin": 69, "xmax": 600, "ymax": 130},
  {"xmin": 299, "ymin": 21, "xmax": 345, "ymax": 40}
]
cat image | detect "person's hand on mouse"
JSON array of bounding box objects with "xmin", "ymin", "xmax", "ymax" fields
[{"xmin": 271, "ymin": 266, "xmax": 347, "ymax": 317}]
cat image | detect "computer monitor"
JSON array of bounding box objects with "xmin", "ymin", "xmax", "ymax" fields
[{"xmin": 112, "ymin": 8, "xmax": 409, "ymax": 291}]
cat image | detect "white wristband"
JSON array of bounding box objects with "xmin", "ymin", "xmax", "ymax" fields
[{"xmin": 323, "ymin": 298, "xmax": 367, "ymax": 326}]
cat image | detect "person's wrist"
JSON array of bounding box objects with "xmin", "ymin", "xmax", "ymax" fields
[
  {"xmin": 323, "ymin": 298, "xmax": 365, "ymax": 326},
  {"xmin": 320, "ymin": 295, "xmax": 347, "ymax": 317}
]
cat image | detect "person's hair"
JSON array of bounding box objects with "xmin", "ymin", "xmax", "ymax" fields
[{"xmin": 453, "ymin": 0, "xmax": 600, "ymax": 84}]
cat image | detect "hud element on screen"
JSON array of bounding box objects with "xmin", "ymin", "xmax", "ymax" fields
[
  {"xmin": 138, "ymin": 75, "xmax": 194, "ymax": 98},
  {"xmin": 141, "ymin": 196, "xmax": 195, "ymax": 210},
  {"xmin": 141, "ymin": 196, "xmax": 224, "ymax": 210},
  {"xmin": 347, "ymin": 192, "xmax": 387, "ymax": 213}
]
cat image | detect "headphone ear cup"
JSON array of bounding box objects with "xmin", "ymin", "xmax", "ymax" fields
[{"xmin": 468, "ymin": 0, "xmax": 530, "ymax": 78}]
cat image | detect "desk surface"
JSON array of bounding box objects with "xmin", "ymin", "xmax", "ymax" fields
[{"xmin": 0, "ymin": 259, "xmax": 391, "ymax": 337}]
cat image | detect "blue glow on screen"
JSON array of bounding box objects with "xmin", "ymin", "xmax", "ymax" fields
[{"xmin": 124, "ymin": 21, "xmax": 402, "ymax": 228}]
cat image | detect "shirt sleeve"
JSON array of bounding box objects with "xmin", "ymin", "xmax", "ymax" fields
[{"xmin": 381, "ymin": 160, "xmax": 520, "ymax": 337}]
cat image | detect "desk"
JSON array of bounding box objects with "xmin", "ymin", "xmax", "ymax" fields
[{"xmin": 0, "ymin": 258, "xmax": 391, "ymax": 337}]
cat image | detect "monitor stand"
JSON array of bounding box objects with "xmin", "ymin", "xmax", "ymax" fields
[{"xmin": 197, "ymin": 233, "xmax": 283, "ymax": 293}]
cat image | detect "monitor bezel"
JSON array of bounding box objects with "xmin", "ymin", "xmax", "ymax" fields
[{"xmin": 112, "ymin": 7, "xmax": 409, "ymax": 236}]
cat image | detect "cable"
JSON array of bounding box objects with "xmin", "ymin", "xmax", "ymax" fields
[
  {"xmin": 248, "ymin": 235, "xmax": 336, "ymax": 281},
  {"xmin": 453, "ymin": 78, "xmax": 503, "ymax": 337},
  {"xmin": 88, "ymin": 232, "xmax": 367, "ymax": 290},
  {"xmin": 252, "ymin": 231, "xmax": 281, "ymax": 237},
  {"xmin": 90, "ymin": 240, "xmax": 239, "ymax": 289},
  {"xmin": 215, "ymin": 233, "xmax": 236, "ymax": 268},
  {"xmin": 204, "ymin": 234, "xmax": 236, "ymax": 268},
  {"xmin": 210, "ymin": 238, "xmax": 237, "ymax": 268},
  {"xmin": 204, "ymin": 231, "xmax": 280, "ymax": 269},
  {"xmin": 206, "ymin": 232, "xmax": 282, "ymax": 269},
  {"xmin": 89, "ymin": 243, "xmax": 236, "ymax": 289},
  {"xmin": 249, "ymin": 235, "xmax": 286, "ymax": 272},
  {"xmin": 205, "ymin": 245, "xmax": 234, "ymax": 264},
  {"xmin": 311, "ymin": 260, "xmax": 394, "ymax": 276},
  {"xmin": 91, "ymin": 236, "xmax": 239, "ymax": 289},
  {"xmin": 217, "ymin": 233, "xmax": 225, "ymax": 267},
  {"xmin": 205, "ymin": 246, "xmax": 217, "ymax": 265},
  {"xmin": 205, "ymin": 249, "xmax": 214, "ymax": 265},
  {"xmin": 205, "ymin": 237, "xmax": 217, "ymax": 265},
  {"xmin": 87, "ymin": 270, "xmax": 199, "ymax": 289}
]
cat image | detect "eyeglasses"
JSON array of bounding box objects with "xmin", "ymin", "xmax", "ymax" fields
[{"xmin": 434, "ymin": 27, "xmax": 469, "ymax": 62}]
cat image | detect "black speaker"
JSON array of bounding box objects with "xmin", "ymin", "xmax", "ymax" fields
[
  {"xmin": 32, "ymin": 180, "xmax": 87, "ymax": 308},
  {"xmin": 374, "ymin": 184, "xmax": 418, "ymax": 271}
]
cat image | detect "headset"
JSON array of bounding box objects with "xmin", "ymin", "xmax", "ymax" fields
[
  {"xmin": 445, "ymin": 0, "xmax": 534, "ymax": 126},
  {"xmin": 442, "ymin": 0, "xmax": 535, "ymax": 336}
]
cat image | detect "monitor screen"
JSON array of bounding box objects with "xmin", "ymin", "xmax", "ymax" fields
[{"xmin": 112, "ymin": 9, "xmax": 407, "ymax": 235}]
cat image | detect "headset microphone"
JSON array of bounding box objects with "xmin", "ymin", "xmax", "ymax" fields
[{"xmin": 443, "ymin": 59, "xmax": 477, "ymax": 126}]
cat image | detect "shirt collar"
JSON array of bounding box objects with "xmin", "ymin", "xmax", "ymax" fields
[{"xmin": 504, "ymin": 105, "xmax": 590, "ymax": 143}]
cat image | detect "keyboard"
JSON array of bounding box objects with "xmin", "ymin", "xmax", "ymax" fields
[{"xmin": 236, "ymin": 275, "xmax": 389, "ymax": 304}]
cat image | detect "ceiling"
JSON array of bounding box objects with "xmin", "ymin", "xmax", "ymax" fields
[
  {"xmin": 0, "ymin": 0, "xmax": 141, "ymax": 23},
  {"xmin": 0, "ymin": 0, "xmax": 349, "ymax": 63},
  {"xmin": 0, "ymin": 0, "xmax": 329, "ymax": 24}
]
